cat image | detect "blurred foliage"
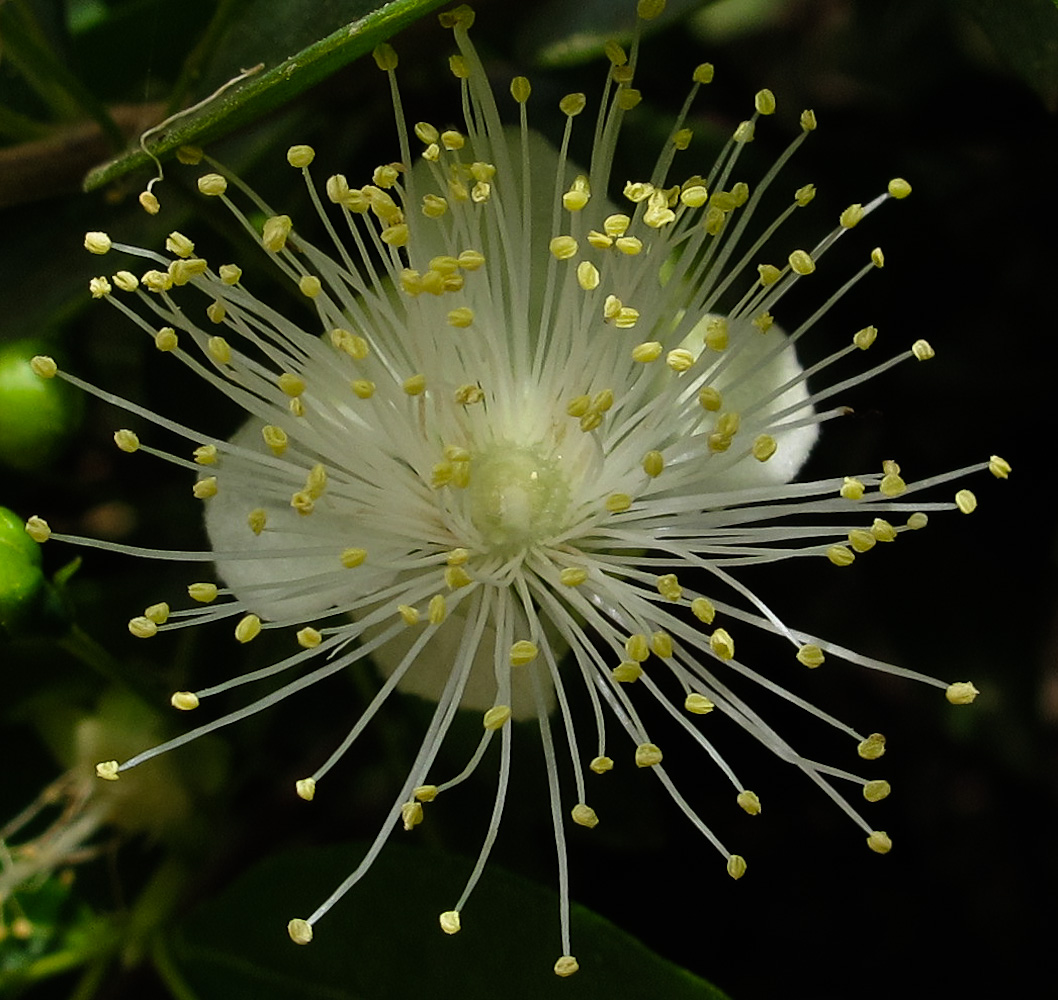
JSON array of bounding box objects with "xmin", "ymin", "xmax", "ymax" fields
[{"xmin": 1, "ymin": 0, "xmax": 1055, "ymax": 998}]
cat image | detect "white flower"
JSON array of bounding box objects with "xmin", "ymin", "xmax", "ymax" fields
[{"xmin": 26, "ymin": 0, "xmax": 1008, "ymax": 977}]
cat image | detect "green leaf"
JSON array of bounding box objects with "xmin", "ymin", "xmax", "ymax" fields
[
  {"xmin": 955, "ymin": 0, "xmax": 1058, "ymax": 110},
  {"xmin": 83, "ymin": 0, "xmax": 451, "ymax": 193},
  {"xmin": 165, "ymin": 841, "xmax": 729, "ymax": 1000}
]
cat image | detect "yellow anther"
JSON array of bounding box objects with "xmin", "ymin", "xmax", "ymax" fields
[
  {"xmin": 756, "ymin": 263, "xmax": 781, "ymax": 287},
  {"xmin": 615, "ymin": 307, "xmax": 639, "ymax": 328},
  {"xmin": 870, "ymin": 518, "xmax": 897, "ymax": 542},
  {"xmin": 864, "ymin": 780, "xmax": 891, "ymax": 803},
  {"xmin": 656, "ymin": 573, "xmax": 682, "ymax": 601},
  {"xmin": 625, "ymin": 633, "xmax": 650, "ymax": 662},
  {"xmin": 800, "ymin": 108, "xmax": 817, "ymax": 131},
  {"xmin": 871, "ymin": 247, "xmax": 885, "ymax": 268},
  {"xmin": 235, "ymin": 614, "xmax": 262, "ymax": 644},
  {"xmin": 331, "ymin": 328, "xmax": 370, "ymax": 359},
  {"xmin": 372, "ymin": 163, "xmax": 401, "ymax": 188},
  {"xmin": 351, "ymin": 379, "xmax": 375, "ymax": 399},
  {"xmin": 198, "ymin": 173, "xmax": 228, "ymax": 196},
  {"xmin": 989, "ymin": 455, "xmax": 1011, "ymax": 479},
  {"xmin": 152, "ymin": 327, "xmax": 178, "ymax": 351},
  {"xmin": 549, "ymin": 235, "xmax": 578, "ymax": 260},
  {"xmin": 733, "ymin": 120, "xmax": 755, "ymax": 143},
  {"xmin": 372, "ymin": 42, "xmax": 398, "ymax": 71},
  {"xmin": 207, "ymin": 336, "xmax": 231, "ymax": 363},
  {"xmin": 113, "ymin": 270, "xmax": 139, "ymax": 292},
  {"xmin": 563, "ymin": 175, "xmax": 591, "ymax": 212},
  {"xmin": 867, "ymin": 831, "xmax": 892, "ymax": 855},
  {"xmin": 439, "ymin": 910, "xmax": 461, "ymax": 935},
  {"xmin": 703, "ymin": 315, "xmax": 728, "ymax": 351},
  {"xmin": 166, "ymin": 231, "xmax": 195, "ymax": 258},
  {"xmin": 849, "ymin": 528, "xmax": 876, "ymax": 553},
  {"xmin": 401, "ymin": 801, "xmax": 424, "ymax": 830},
  {"xmin": 666, "ymin": 348, "xmax": 695, "ymax": 372},
  {"xmin": 637, "ymin": 0, "xmax": 665, "ymax": 18},
  {"xmin": 454, "ymin": 383, "xmax": 484, "ymax": 405},
  {"xmin": 955, "ymin": 489, "xmax": 977, "ymax": 514},
  {"xmin": 428, "ymin": 593, "xmax": 447, "ymax": 625},
  {"xmin": 411, "ymin": 784, "xmax": 438, "ymax": 803},
  {"xmin": 571, "ymin": 803, "xmax": 599, "ymax": 828},
  {"xmin": 90, "ymin": 276, "xmax": 112, "ymax": 297},
  {"xmin": 754, "ymin": 87, "xmax": 776, "ymax": 114},
  {"xmin": 508, "ymin": 75, "xmax": 532, "ymax": 103},
  {"xmin": 554, "ymin": 955, "xmax": 580, "ymax": 978},
  {"xmin": 635, "ymin": 743, "xmax": 663, "ymax": 767},
  {"xmin": 188, "ymin": 582, "xmax": 218, "ymax": 603},
  {"xmin": 287, "ymin": 919, "xmax": 313, "ymax": 944},
  {"xmin": 796, "ymin": 644, "xmax": 825, "ymax": 668},
  {"xmin": 128, "ymin": 616, "xmax": 157, "ymax": 638},
  {"xmin": 838, "ymin": 477, "xmax": 865, "ymax": 501},
  {"xmin": 340, "ymin": 547, "xmax": 367, "ymax": 569},
  {"xmin": 793, "ymin": 184, "xmax": 816, "ymax": 209},
  {"xmin": 606, "ymin": 493, "xmax": 631, "ymax": 513},
  {"xmin": 446, "ymin": 307, "xmax": 475, "ymax": 328},
  {"xmin": 710, "ymin": 628, "xmax": 735, "ymax": 660},
  {"xmin": 144, "ymin": 602, "xmax": 169, "ymax": 625},
  {"xmin": 737, "ymin": 790, "xmax": 762, "ymax": 815},
  {"xmin": 827, "ymin": 544, "xmax": 855, "ymax": 566},
  {"xmin": 631, "ymin": 342, "xmax": 662, "ymax": 364},
  {"xmin": 444, "ymin": 565, "xmax": 472, "ymax": 589},
  {"xmin": 392, "ymin": 603, "xmax": 418, "ymax": 627},
  {"xmin": 906, "ymin": 512, "xmax": 928, "ymax": 530},
  {"xmin": 96, "ymin": 760, "xmax": 120, "ymax": 781},
  {"xmin": 299, "ymin": 275, "xmax": 322, "ymax": 298},
  {"xmin": 858, "ymin": 732, "xmax": 886, "ymax": 760},
  {"xmin": 138, "ymin": 190, "xmax": 160, "ymax": 214},
  {"xmin": 946, "ymin": 681, "xmax": 980, "ymax": 705},
  {"xmin": 206, "ymin": 300, "xmax": 227, "ymax": 325},
  {"xmin": 24, "ymin": 515, "xmax": 51, "ymax": 543},
  {"xmin": 441, "ymin": 129, "xmax": 465, "ymax": 150},
  {"xmin": 277, "ymin": 372, "xmax": 306, "ymax": 397},
  {"xmin": 752, "ymin": 435, "xmax": 777, "ymax": 462},
  {"xmin": 641, "ymin": 449, "xmax": 664, "ymax": 478},
  {"xmin": 690, "ymin": 597, "xmax": 715, "ymax": 623},
  {"xmin": 401, "ymin": 374, "xmax": 425, "ymax": 396},
  {"xmin": 612, "ymin": 661, "xmax": 643, "ymax": 683},
  {"xmin": 605, "ymin": 40, "xmax": 628, "ymax": 65},
  {"xmin": 297, "ymin": 627, "xmax": 323, "ymax": 648},
  {"xmin": 590, "ymin": 755, "xmax": 614, "ymax": 773},
  {"xmin": 698, "ymin": 386, "xmax": 722, "ymax": 412},
  {"xmin": 623, "ymin": 181, "xmax": 654, "ymax": 204},
  {"xmin": 262, "ymin": 214, "xmax": 293, "ymax": 252},
  {"xmin": 880, "ymin": 472, "xmax": 906, "ymax": 497},
  {"xmin": 381, "ymin": 222, "xmax": 409, "ymax": 246},
  {"xmin": 909, "ymin": 338, "xmax": 935, "ymax": 362},
  {"xmin": 684, "ymin": 693, "xmax": 715, "ymax": 714},
  {"xmin": 296, "ymin": 777, "xmax": 316, "ymax": 800},
  {"xmin": 559, "ymin": 92, "xmax": 586, "ymax": 116},
  {"xmin": 644, "ymin": 190, "xmax": 676, "ymax": 228},
  {"xmin": 616, "ymin": 87, "xmax": 641, "ymax": 111},
  {"xmin": 85, "ymin": 231, "xmax": 112, "ymax": 254},
  {"xmin": 672, "ymin": 128, "xmax": 693, "ymax": 150},
  {"xmin": 727, "ymin": 855, "xmax": 747, "ymax": 879},
  {"xmin": 887, "ymin": 177, "xmax": 912, "ymax": 199},
  {"xmin": 112, "ymin": 428, "xmax": 140, "ymax": 453},
  {"xmin": 509, "ymin": 640, "xmax": 538, "ymax": 666},
  {"xmin": 615, "ymin": 235, "xmax": 643, "ymax": 255},
  {"xmin": 483, "ymin": 705, "xmax": 512, "ymax": 730},
  {"xmin": 788, "ymin": 249, "xmax": 815, "ymax": 275},
  {"xmin": 193, "ymin": 477, "xmax": 218, "ymax": 499},
  {"xmin": 693, "ymin": 62, "xmax": 714, "ymax": 84},
  {"xmin": 651, "ymin": 631, "xmax": 673, "ymax": 658},
  {"xmin": 171, "ymin": 691, "xmax": 199, "ymax": 710},
  {"xmin": 681, "ymin": 186, "xmax": 708, "ymax": 209},
  {"xmin": 560, "ymin": 566, "xmax": 589, "ymax": 587},
  {"xmin": 421, "ymin": 194, "xmax": 448, "ymax": 218},
  {"xmin": 839, "ymin": 203, "xmax": 865, "ymax": 228},
  {"xmin": 261, "ymin": 425, "xmax": 288, "ymax": 456}
]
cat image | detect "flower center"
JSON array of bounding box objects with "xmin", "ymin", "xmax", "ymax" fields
[{"xmin": 467, "ymin": 443, "xmax": 572, "ymax": 554}]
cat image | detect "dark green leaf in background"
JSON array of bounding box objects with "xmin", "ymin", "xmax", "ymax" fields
[
  {"xmin": 83, "ymin": 0, "xmax": 451, "ymax": 192},
  {"xmin": 167, "ymin": 842, "xmax": 729, "ymax": 1000}
]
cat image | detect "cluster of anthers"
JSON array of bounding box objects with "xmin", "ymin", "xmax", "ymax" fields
[{"xmin": 24, "ymin": 0, "xmax": 1008, "ymax": 977}]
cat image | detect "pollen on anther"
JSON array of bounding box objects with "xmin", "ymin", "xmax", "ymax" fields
[
  {"xmin": 796, "ymin": 644, "xmax": 825, "ymax": 668},
  {"xmin": 635, "ymin": 743, "xmax": 663, "ymax": 768},
  {"xmin": 858, "ymin": 733, "xmax": 886, "ymax": 760},
  {"xmin": 710, "ymin": 628, "xmax": 735, "ymax": 660}
]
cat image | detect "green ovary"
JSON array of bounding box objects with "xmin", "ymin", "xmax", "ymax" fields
[{"xmin": 468, "ymin": 444, "xmax": 571, "ymax": 553}]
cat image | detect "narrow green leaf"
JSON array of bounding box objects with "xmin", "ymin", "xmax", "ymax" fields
[
  {"xmin": 83, "ymin": 0, "xmax": 450, "ymax": 193},
  {"xmin": 166, "ymin": 842, "xmax": 730, "ymax": 1000}
]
